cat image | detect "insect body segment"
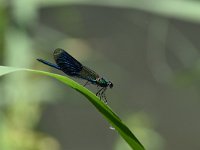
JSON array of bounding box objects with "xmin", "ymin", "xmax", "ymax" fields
[
  {"xmin": 37, "ymin": 48, "xmax": 113, "ymax": 102},
  {"xmin": 37, "ymin": 59, "xmax": 61, "ymax": 70}
]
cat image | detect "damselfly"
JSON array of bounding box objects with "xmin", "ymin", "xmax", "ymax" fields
[{"xmin": 37, "ymin": 48, "xmax": 113, "ymax": 103}]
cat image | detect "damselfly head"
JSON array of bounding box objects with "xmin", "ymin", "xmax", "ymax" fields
[{"xmin": 97, "ymin": 77, "xmax": 113, "ymax": 88}]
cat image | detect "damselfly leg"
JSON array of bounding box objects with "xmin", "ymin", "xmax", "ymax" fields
[
  {"xmin": 84, "ymin": 81, "xmax": 89, "ymax": 87},
  {"xmin": 96, "ymin": 87, "xmax": 107, "ymax": 104},
  {"xmin": 96, "ymin": 87, "xmax": 104, "ymax": 96}
]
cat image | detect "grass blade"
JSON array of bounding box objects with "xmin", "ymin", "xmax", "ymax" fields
[{"xmin": 0, "ymin": 66, "xmax": 145, "ymax": 150}]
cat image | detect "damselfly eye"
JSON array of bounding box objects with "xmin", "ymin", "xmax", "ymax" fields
[{"xmin": 109, "ymin": 82, "xmax": 113, "ymax": 88}]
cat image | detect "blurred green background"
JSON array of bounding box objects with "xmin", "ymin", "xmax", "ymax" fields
[{"xmin": 1, "ymin": 0, "xmax": 200, "ymax": 150}]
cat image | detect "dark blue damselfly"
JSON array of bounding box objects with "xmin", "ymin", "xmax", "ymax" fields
[{"xmin": 37, "ymin": 48, "xmax": 113, "ymax": 103}]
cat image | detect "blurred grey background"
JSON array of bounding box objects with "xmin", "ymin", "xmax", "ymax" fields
[{"xmin": 0, "ymin": 0, "xmax": 200, "ymax": 150}]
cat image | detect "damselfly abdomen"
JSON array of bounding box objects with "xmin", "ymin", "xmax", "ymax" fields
[{"xmin": 37, "ymin": 48, "xmax": 113, "ymax": 103}]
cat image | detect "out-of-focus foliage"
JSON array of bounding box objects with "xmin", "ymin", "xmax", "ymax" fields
[
  {"xmin": 0, "ymin": 1, "xmax": 60, "ymax": 150},
  {"xmin": 42, "ymin": 0, "xmax": 200, "ymax": 23}
]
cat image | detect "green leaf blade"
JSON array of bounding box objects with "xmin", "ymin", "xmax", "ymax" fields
[{"xmin": 0, "ymin": 66, "xmax": 145, "ymax": 150}]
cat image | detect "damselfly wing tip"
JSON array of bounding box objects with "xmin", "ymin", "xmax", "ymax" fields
[
  {"xmin": 54, "ymin": 48, "xmax": 64, "ymax": 55},
  {"xmin": 53, "ymin": 48, "xmax": 66, "ymax": 61},
  {"xmin": 37, "ymin": 58, "xmax": 43, "ymax": 63}
]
